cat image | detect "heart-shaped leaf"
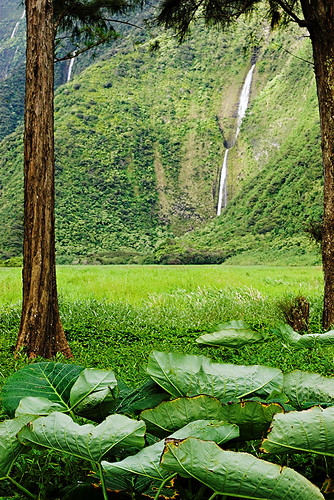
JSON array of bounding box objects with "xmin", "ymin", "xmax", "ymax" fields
[
  {"xmin": 102, "ymin": 419, "xmax": 239, "ymax": 493},
  {"xmin": 115, "ymin": 379, "xmax": 169, "ymax": 416},
  {"xmin": 275, "ymin": 324, "xmax": 334, "ymax": 348},
  {"xmin": 15, "ymin": 396, "xmax": 67, "ymax": 417},
  {"xmin": 147, "ymin": 351, "xmax": 282, "ymax": 401},
  {"xmin": 260, "ymin": 406, "xmax": 334, "ymax": 456},
  {"xmin": 161, "ymin": 438, "xmax": 324, "ymax": 499},
  {"xmin": 140, "ymin": 395, "xmax": 227, "ymax": 437},
  {"xmin": 0, "ymin": 415, "xmax": 39, "ymax": 478},
  {"xmin": 196, "ymin": 320, "xmax": 265, "ymax": 348},
  {"xmin": 1, "ymin": 363, "xmax": 84, "ymax": 417},
  {"xmin": 283, "ymin": 370, "xmax": 334, "ymax": 408},
  {"xmin": 69, "ymin": 368, "xmax": 118, "ymax": 420},
  {"xmin": 18, "ymin": 412, "xmax": 145, "ymax": 463},
  {"xmin": 219, "ymin": 400, "xmax": 284, "ymax": 440}
]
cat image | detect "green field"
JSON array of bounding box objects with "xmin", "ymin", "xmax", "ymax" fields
[
  {"xmin": 0, "ymin": 264, "xmax": 328, "ymax": 386},
  {"xmin": 0, "ymin": 265, "xmax": 333, "ymax": 499},
  {"xmin": 0, "ymin": 265, "xmax": 324, "ymax": 306}
]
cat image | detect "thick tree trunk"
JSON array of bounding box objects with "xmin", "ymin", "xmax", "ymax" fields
[
  {"xmin": 303, "ymin": 3, "xmax": 334, "ymax": 329},
  {"xmin": 16, "ymin": 0, "xmax": 72, "ymax": 358}
]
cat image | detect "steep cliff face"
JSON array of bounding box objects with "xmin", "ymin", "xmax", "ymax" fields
[
  {"xmin": 159, "ymin": 29, "xmax": 321, "ymax": 265},
  {"xmin": 0, "ymin": 3, "xmax": 322, "ymax": 264}
]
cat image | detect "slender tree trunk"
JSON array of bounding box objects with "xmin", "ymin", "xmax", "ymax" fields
[
  {"xmin": 16, "ymin": 0, "xmax": 72, "ymax": 358},
  {"xmin": 302, "ymin": 2, "xmax": 334, "ymax": 329}
]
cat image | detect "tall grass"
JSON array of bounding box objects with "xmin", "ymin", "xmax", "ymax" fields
[
  {"xmin": 0, "ymin": 265, "xmax": 328, "ymax": 396},
  {"xmin": 0, "ymin": 265, "xmax": 323, "ymax": 305}
]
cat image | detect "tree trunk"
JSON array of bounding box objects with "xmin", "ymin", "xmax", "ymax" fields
[
  {"xmin": 303, "ymin": 3, "xmax": 334, "ymax": 329},
  {"xmin": 16, "ymin": 0, "xmax": 72, "ymax": 358}
]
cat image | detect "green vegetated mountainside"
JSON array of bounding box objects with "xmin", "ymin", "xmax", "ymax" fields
[
  {"xmin": 0, "ymin": 9, "xmax": 260, "ymax": 263},
  {"xmin": 0, "ymin": 3, "xmax": 323, "ymax": 265},
  {"xmin": 157, "ymin": 28, "xmax": 322, "ymax": 265}
]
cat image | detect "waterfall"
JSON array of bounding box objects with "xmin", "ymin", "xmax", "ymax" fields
[
  {"xmin": 217, "ymin": 63, "xmax": 255, "ymax": 216},
  {"xmin": 67, "ymin": 54, "xmax": 76, "ymax": 82},
  {"xmin": 217, "ymin": 149, "xmax": 229, "ymax": 216},
  {"xmin": 10, "ymin": 9, "xmax": 25, "ymax": 39}
]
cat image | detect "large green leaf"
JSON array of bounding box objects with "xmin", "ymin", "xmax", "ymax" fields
[
  {"xmin": 275, "ymin": 324, "xmax": 334, "ymax": 348},
  {"xmin": 115, "ymin": 379, "xmax": 169, "ymax": 416},
  {"xmin": 147, "ymin": 351, "xmax": 282, "ymax": 401},
  {"xmin": 160, "ymin": 438, "xmax": 324, "ymax": 499},
  {"xmin": 140, "ymin": 395, "xmax": 227, "ymax": 437},
  {"xmin": 18, "ymin": 412, "xmax": 145, "ymax": 463},
  {"xmin": 260, "ymin": 406, "xmax": 334, "ymax": 456},
  {"xmin": 102, "ymin": 419, "xmax": 239, "ymax": 493},
  {"xmin": 1, "ymin": 363, "xmax": 84, "ymax": 417},
  {"xmin": 283, "ymin": 370, "xmax": 334, "ymax": 408},
  {"xmin": 15, "ymin": 397, "xmax": 67, "ymax": 417},
  {"xmin": 0, "ymin": 415, "xmax": 38, "ymax": 479},
  {"xmin": 219, "ymin": 400, "xmax": 284, "ymax": 440},
  {"xmin": 196, "ymin": 320, "xmax": 265, "ymax": 348},
  {"xmin": 69, "ymin": 368, "xmax": 118, "ymax": 420}
]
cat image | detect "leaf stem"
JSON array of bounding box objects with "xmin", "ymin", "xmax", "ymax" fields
[
  {"xmin": 207, "ymin": 492, "xmax": 219, "ymax": 500},
  {"xmin": 153, "ymin": 473, "xmax": 177, "ymax": 500},
  {"xmin": 98, "ymin": 462, "xmax": 109, "ymax": 500},
  {"xmin": 7, "ymin": 476, "xmax": 36, "ymax": 499}
]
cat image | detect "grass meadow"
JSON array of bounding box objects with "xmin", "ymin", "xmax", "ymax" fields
[{"xmin": 0, "ymin": 264, "xmax": 330, "ymax": 390}]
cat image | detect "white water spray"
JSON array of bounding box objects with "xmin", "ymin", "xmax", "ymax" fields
[
  {"xmin": 11, "ymin": 9, "xmax": 25, "ymax": 39},
  {"xmin": 217, "ymin": 63, "xmax": 255, "ymax": 216},
  {"xmin": 67, "ymin": 53, "xmax": 76, "ymax": 82}
]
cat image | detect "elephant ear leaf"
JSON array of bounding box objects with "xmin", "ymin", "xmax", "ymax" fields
[
  {"xmin": 18, "ymin": 412, "xmax": 145, "ymax": 463},
  {"xmin": 274, "ymin": 324, "xmax": 334, "ymax": 348},
  {"xmin": 102, "ymin": 419, "xmax": 239, "ymax": 494},
  {"xmin": 196, "ymin": 320, "xmax": 265, "ymax": 348},
  {"xmin": 283, "ymin": 370, "xmax": 334, "ymax": 408},
  {"xmin": 147, "ymin": 351, "xmax": 282, "ymax": 401},
  {"xmin": 69, "ymin": 368, "xmax": 118, "ymax": 420},
  {"xmin": 0, "ymin": 415, "xmax": 39, "ymax": 479},
  {"xmin": 160, "ymin": 438, "xmax": 324, "ymax": 499},
  {"xmin": 1, "ymin": 362, "xmax": 84, "ymax": 417},
  {"xmin": 140, "ymin": 395, "xmax": 226, "ymax": 438},
  {"xmin": 15, "ymin": 397, "xmax": 67, "ymax": 417},
  {"xmin": 260, "ymin": 406, "xmax": 334, "ymax": 456}
]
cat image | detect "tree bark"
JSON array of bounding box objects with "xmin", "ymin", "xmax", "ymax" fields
[
  {"xmin": 16, "ymin": 0, "xmax": 72, "ymax": 358},
  {"xmin": 301, "ymin": 1, "xmax": 334, "ymax": 329}
]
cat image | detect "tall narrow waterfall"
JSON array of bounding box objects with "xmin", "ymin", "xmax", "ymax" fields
[
  {"xmin": 217, "ymin": 63, "xmax": 255, "ymax": 216},
  {"xmin": 67, "ymin": 54, "xmax": 76, "ymax": 82},
  {"xmin": 11, "ymin": 9, "xmax": 25, "ymax": 39}
]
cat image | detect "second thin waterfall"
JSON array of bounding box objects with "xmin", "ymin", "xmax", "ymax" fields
[{"xmin": 217, "ymin": 63, "xmax": 255, "ymax": 216}]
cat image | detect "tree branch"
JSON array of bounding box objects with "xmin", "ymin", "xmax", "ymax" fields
[
  {"xmin": 54, "ymin": 34, "xmax": 113, "ymax": 62},
  {"xmin": 102, "ymin": 17, "xmax": 143, "ymax": 29},
  {"xmin": 274, "ymin": 0, "xmax": 309, "ymax": 27}
]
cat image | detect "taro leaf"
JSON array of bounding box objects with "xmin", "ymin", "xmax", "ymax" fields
[
  {"xmin": 140, "ymin": 395, "xmax": 227, "ymax": 438},
  {"xmin": 160, "ymin": 437, "xmax": 324, "ymax": 499},
  {"xmin": 18, "ymin": 412, "xmax": 145, "ymax": 463},
  {"xmin": 15, "ymin": 397, "xmax": 67, "ymax": 417},
  {"xmin": 274, "ymin": 324, "xmax": 301, "ymax": 344},
  {"xmin": 297, "ymin": 330, "xmax": 334, "ymax": 347},
  {"xmin": 1, "ymin": 362, "xmax": 84, "ymax": 418},
  {"xmin": 0, "ymin": 415, "xmax": 39, "ymax": 478},
  {"xmin": 196, "ymin": 320, "xmax": 265, "ymax": 348},
  {"xmin": 102, "ymin": 419, "xmax": 239, "ymax": 493},
  {"xmin": 260, "ymin": 406, "xmax": 334, "ymax": 456},
  {"xmin": 69, "ymin": 368, "xmax": 118, "ymax": 420},
  {"xmin": 219, "ymin": 400, "xmax": 284, "ymax": 440},
  {"xmin": 115, "ymin": 379, "xmax": 170, "ymax": 416},
  {"xmin": 275, "ymin": 324, "xmax": 334, "ymax": 348},
  {"xmin": 283, "ymin": 370, "xmax": 334, "ymax": 409},
  {"xmin": 147, "ymin": 351, "xmax": 282, "ymax": 401}
]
